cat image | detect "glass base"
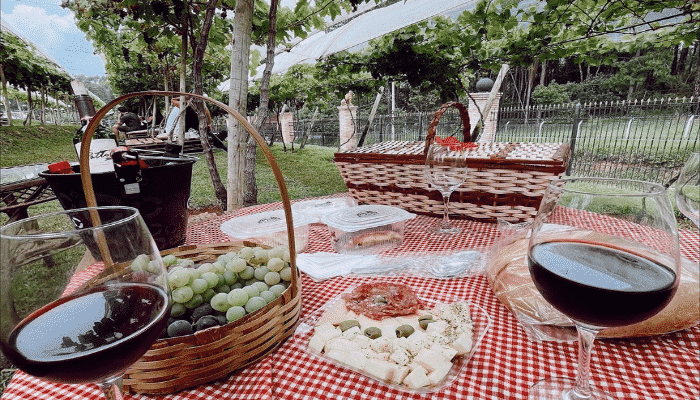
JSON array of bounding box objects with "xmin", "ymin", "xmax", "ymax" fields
[
  {"xmin": 529, "ymin": 377, "xmax": 616, "ymax": 400},
  {"xmin": 428, "ymin": 222, "xmax": 461, "ymax": 235}
]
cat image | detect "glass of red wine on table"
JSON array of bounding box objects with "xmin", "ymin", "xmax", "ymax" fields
[
  {"xmin": 0, "ymin": 206, "xmax": 171, "ymax": 400},
  {"xmin": 527, "ymin": 177, "xmax": 680, "ymax": 400}
]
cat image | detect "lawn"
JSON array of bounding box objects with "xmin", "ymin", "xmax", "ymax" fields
[{"xmin": 0, "ymin": 124, "xmax": 348, "ymax": 223}]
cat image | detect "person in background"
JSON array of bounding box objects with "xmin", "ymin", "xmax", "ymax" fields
[
  {"xmin": 171, "ymin": 96, "xmax": 212, "ymax": 132},
  {"xmin": 111, "ymin": 106, "xmax": 142, "ymax": 140}
]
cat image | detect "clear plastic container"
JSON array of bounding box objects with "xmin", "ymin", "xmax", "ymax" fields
[
  {"xmin": 220, "ymin": 209, "xmax": 314, "ymax": 253},
  {"xmin": 291, "ymin": 197, "xmax": 357, "ymax": 223},
  {"xmin": 322, "ymin": 205, "xmax": 416, "ymax": 254}
]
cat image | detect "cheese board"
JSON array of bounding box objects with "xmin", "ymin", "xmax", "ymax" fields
[{"xmin": 294, "ymin": 283, "xmax": 491, "ymax": 393}]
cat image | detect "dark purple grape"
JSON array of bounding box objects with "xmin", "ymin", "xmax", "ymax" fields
[
  {"xmin": 191, "ymin": 304, "xmax": 214, "ymax": 322},
  {"xmin": 214, "ymin": 315, "xmax": 227, "ymax": 326},
  {"xmin": 167, "ymin": 320, "xmax": 193, "ymax": 337},
  {"xmin": 194, "ymin": 315, "xmax": 219, "ymax": 332}
]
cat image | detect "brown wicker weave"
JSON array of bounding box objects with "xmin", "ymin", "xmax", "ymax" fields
[
  {"xmin": 77, "ymin": 91, "xmax": 301, "ymax": 395},
  {"xmin": 334, "ymin": 102, "xmax": 571, "ymax": 223}
]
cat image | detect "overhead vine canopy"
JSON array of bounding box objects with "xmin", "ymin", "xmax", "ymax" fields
[
  {"xmin": 0, "ymin": 18, "xmax": 72, "ymax": 95},
  {"xmin": 220, "ymin": 0, "xmax": 698, "ymax": 92}
]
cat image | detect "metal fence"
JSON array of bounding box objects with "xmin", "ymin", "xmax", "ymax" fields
[
  {"xmin": 496, "ymin": 97, "xmax": 699, "ymax": 183},
  {"xmin": 291, "ymin": 96, "xmax": 699, "ymax": 184}
]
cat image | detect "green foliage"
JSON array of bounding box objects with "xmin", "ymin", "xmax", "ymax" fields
[
  {"xmin": 0, "ymin": 31, "xmax": 72, "ymax": 95},
  {"xmin": 532, "ymin": 83, "xmax": 572, "ymax": 105}
]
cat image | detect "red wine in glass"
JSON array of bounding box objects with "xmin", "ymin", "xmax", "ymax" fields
[
  {"xmin": 528, "ymin": 240, "xmax": 677, "ymax": 328},
  {"xmin": 2, "ymin": 283, "xmax": 168, "ymax": 384}
]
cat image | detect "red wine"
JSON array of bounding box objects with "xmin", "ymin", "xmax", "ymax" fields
[
  {"xmin": 1, "ymin": 283, "xmax": 168, "ymax": 384},
  {"xmin": 528, "ymin": 241, "xmax": 677, "ymax": 327}
]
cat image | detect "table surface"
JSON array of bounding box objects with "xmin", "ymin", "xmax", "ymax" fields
[{"xmin": 2, "ymin": 194, "xmax": 699, "ymax": 400}]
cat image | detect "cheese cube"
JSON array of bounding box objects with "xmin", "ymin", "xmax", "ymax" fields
[
  {"xmin": 391, "ymin": 365, "xmax": 411, "ymax": 385},
  {"xmin": 374, "ymin": 352, "xmax": 391, "ymax": 361},
  {"xmin": 451, "ymin": 330, "xmax": 473, "ymax": 355},
  {"xmin": 346, "ymin": 350, "xmax": 369, "ymax": 370},
  {"xmin": 392, "ymin": 336, "xmax": 409, "ymax": 351},
  {"xmin": 389, "ymin": 347, "xmax": 411, "ymax": 366},
  {"xmin": 413, "ymin": 348, "xmax": 450, "ymax": 373},
  {"xmin": 427, "ymin": 360, "xmax": 452, "ymax": 385},
  {"xmin": 326, "ymin": 338, "xmax": 361, "ymax": 352},
  {"xmin": 353, "ymin": 334, "xmax": 371, "ymax": 348},
  {"xmin": 315, "ymin": 323, "xmax": 341, "ymax": 342},
  {"xmin": 431, "ymin": 343, "xmax": 458, "ymax": 361},
  {"xmin": 342, "ymin": 325, "xmax": 362, "ymax": 340},
  {"xmin": 369, "ymin": 336, "xmax": 392, "ymax": 353},
  {"xmin": 406, "ymin": 330, "xmax": 429, "ymax": 355},
  {"xmin": 427, "ymin": 332, "xmax": 451, "ymax": 346},
  {"xmin": 308, "ymin": 333, "xmax": 326, "ymax": 354},
  {"xmin": 403, "ymin": 366, "xmax": 430, "ymax": 388},
  {"xmin": 380, "ymin": 323, "xmax": 399, "ymax": 340},
  {"xmin": 326, "ymin": 349, "xmax": 348, "ymax": 363},
  {"xmin": 363, "ymin": 359, "xmax": 395, "ymax": 381},
  {"xmin": 425, "ymin": 320, "xmax": 449, "ymax": 336}
]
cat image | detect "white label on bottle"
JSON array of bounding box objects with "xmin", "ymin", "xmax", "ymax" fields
[
  {"xmin": 123, "ymin": 183, "xmax": 140, "ymax": 194},
  {"xmin": 75, "ymin": 139, "xmax": 117, "ymax": 173}
]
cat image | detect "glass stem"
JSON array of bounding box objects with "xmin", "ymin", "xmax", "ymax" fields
[
  {"xmin": 570, "ymin": 325, "xmax": 600, "ymax": 399},
  {"xmin": 441, "ymin": 192, "xmax": 452, "ymax": 227},
  {"xmin": 97, "ymin": 377, "xmax": 123, "ymax": 400}
]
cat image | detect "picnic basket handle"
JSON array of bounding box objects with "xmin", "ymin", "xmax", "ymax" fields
[
  {"xmin": 79, "ymin": 91, "xmax": 299, "ymax": 287},
  {"xmin": 424, "ymin": 101, "xmax": 472, "ymax": 155}
]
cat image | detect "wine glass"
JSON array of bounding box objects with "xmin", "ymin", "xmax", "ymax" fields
[
  {"xmin": 1, "ymin": 206, "xmax": 171, "ymax": 400},
  {"xmin": 424, "ymin": 142, "xmax": 467, "ymax": 234},
  {"xmin": 527, "ymin": 177, "xmax": 680, "ymax": 399},
  {"xmin": 675, "ymin": 152, "xmax": 699, "ymax": 227}
]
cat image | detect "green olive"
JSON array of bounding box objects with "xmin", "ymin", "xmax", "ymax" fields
[
  {"xmin": 418, "ymin": 315, "xmax": 435, "ymax": 330},
  {"xmin": 338, "ymin": 320, "xmax": 360, "ymax": 332},
  {"xmin": 364, "ymin": 327, "xmax": 382, "ymax": 339},
  {"xmin": 395, "ymin": 324, "xmax": 415, "ymax": 338}
]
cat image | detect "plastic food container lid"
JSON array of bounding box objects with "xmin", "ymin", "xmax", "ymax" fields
[
  {"xmin": 291, "ymin": 197, "xmax": 357, "ymax": 221},
  {"xmin": 220, "ymin": 209, "xmax": 314, "ymax": 238},
  {"xmin": 322, "ymin": 205, "xmax": 416, "ymax": 232}
]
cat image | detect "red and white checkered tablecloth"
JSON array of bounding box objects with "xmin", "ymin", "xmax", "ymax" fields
[{"xmin": 3, "ymin": 194, "xmax": 699, "ymax": 400}]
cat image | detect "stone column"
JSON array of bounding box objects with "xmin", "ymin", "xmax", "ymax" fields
[
  {"xmin": 466, "ymin": 92, "xmax": 501, "ymax": 142},
  {"xmin": 338, "ymin": 92, "xmax": 358, "ymax": 151},
  {"xmin": 279, "ymin": 112, "xmax": 295, "ymax": 144}
]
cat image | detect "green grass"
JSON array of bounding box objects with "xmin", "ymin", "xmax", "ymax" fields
[{"xmin": 1, "ymin": 124, "xmax": 348, "ymax": 222}]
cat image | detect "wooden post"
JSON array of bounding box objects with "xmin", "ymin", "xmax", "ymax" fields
[
  {"xmin": 472, "ymin": 64, "xmax": 509, "ymax": 141},
  {"xmin": 358, "ymin": 86, "xmax": 385, "ymax": 146}
]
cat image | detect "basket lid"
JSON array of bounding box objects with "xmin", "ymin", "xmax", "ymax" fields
[
  {"xmin": 322, "ymin": 205, "xmax": 415, "ymax": 232},
  {"xmin": 220, "ymin": 209, "xmax": 315, "ymax": 238},
  {"xmin": 291, "ymin": 197, "xmax": 357, "ymax": 222}
]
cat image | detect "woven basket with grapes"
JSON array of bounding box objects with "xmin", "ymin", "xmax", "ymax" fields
[{"xmin": 77, "ymin": 92, "xmax": 301, "ymax": 395}]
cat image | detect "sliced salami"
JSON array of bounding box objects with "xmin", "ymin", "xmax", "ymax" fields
[{"xmin": 342, "ymin": 282, "xmax": 425, "ymax": 320}]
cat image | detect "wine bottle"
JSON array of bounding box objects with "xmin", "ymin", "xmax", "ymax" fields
[{"xmin": 71, "ymin": 81, "xmax": 119, "ymax": 173}]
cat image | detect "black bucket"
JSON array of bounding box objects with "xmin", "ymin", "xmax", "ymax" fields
[{"xmin": 40, "ymin": 157, "xmax": 196, "ymax": 250}]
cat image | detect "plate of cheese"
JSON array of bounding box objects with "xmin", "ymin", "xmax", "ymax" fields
[{"xmin": 297, "ymin": 282, "xmax": 491, "ymax": 392}]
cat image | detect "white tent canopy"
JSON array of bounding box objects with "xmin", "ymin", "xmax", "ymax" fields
[{"xmin": 218, "ymin": 0, "xmax": 481, "ymax": 91}]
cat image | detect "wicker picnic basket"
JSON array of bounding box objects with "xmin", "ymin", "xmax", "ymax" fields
[
  {"xmin": 77, "ymin": 91, "xmax": 302, "ymax": 395},
  {"xmin": 334, "ymin": 102, "xmax": 572, "ymax": 223}
]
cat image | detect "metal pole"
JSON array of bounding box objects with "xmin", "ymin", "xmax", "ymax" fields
[{"xmin": 567, "ymin": 103, "xmax": 582, "ymax": 176}]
